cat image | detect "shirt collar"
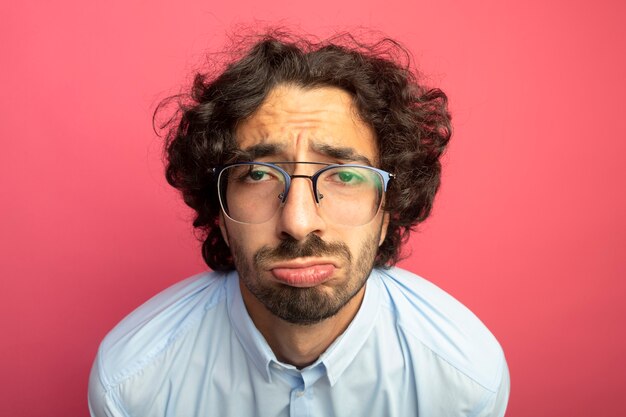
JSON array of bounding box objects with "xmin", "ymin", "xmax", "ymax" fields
[
  {"xmin": 317, "ymin": 270, "xmax": 382, "ymax": 385},
  {"xmin": 227, "ymin": 271, "xmax": 276, "ymax": 382},
  {"xmin": 227, "ymin": 269, "xmax": 382, "ymax": 386}
]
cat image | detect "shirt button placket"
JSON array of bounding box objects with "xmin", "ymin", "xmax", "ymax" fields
[{"xmin": 289, "ymin": 386, "xmax": 308, "ymax": 417}]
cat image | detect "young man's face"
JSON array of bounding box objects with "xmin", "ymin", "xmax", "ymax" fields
[{"xmin": 219, "ymin": 85, "xmax": 389, "ymax": 325}]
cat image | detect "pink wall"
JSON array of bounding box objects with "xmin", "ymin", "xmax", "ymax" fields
[{"xmin": 2, "ymin": 1, "xmax": 625, "ymax": 416}]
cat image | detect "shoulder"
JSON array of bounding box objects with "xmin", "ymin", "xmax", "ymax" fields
[
  {"xmin": 375, "ymin": 267, "xmax": 507, "ymax": 393},
  {"xmin": 93, "ymin": 270, "xmax": 232, "ymax": 389}
]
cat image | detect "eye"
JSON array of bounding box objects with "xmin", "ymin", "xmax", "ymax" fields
[
  {"xmin": 329, "ymin": 169, "xmax": 365, "ymax": 185},
  {"xmin": 248, "ymin": 169, "xmax": 269, "ymax": 181},
  {"xmin": 243, "ymin": 167, "xmax": 277, "ymax": 183}
]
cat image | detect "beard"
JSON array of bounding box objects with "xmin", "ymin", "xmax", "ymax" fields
[{"xmin": 230, "ymin": 232, "xmax": 380, "ymax": 325}]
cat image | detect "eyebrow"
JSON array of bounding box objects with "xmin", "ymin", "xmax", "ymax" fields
[
  {"xmin": 237, "ymin": 141, "xmax": 374, "ymax": 166},
  {"xmin": 311, "ymin": 143, "xmax": 374, "ymax": 166},
  {"xmin": 233, "ymin": 143, "xmax": 285, "ymax": 161}
]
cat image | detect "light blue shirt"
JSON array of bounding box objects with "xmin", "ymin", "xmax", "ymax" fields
[{"xmin": 89, "ymin": 267, "xmax": 509, "ymax": 416}]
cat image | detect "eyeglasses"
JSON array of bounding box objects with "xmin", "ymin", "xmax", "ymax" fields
[{"xmin": 214, "ymin": 161, "xmax": 394, "ymax": 226}]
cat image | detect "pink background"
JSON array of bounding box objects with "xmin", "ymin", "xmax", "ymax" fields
[{"xmin": 2, "ymin": 0, "xmax": 625, "ymax": 416}]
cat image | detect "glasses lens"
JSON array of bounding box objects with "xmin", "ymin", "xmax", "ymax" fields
[
  {"xmin": 317, "ymin": 166, "xmax": 384, "ymax": 226},
  {"xmin": 218, "ymin": 163, "xmax": 286, "ymax": 224}
]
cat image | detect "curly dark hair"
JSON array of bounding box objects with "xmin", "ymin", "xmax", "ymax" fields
[{"xmin": 157, "ymin": 32, "xmax": 451, "ymax": 271}]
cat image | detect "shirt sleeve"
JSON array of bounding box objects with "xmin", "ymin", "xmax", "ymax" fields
[
  {"xmin": 473, "ymin": 357, "xmax": 510, "ymax": 417},
  {"xmin": 88, "ymin": 354, "xmax": 128, "ymax": 417}
]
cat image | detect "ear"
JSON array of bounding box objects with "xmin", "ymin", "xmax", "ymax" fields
[
  {"xmin": 379, "ymin": 212, "xmax": 390, "ymax": 247},
  {"xmin": 218, "ymin": 212, "xmax": 230, "ymax": 247}
]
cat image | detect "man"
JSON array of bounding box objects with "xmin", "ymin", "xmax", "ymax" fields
[{"xmin": 89, "ymin": 33, "xmax": 509, "ymax": 417}]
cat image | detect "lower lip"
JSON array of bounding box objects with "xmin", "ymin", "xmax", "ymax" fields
[{"xmin": 270, "ymin": 264, "xmax": 336, "ymax": 287}]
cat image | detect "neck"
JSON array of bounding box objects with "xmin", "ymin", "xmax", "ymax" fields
[{"xmin": 240, "ymin": 282, "xmax": 365, "ymax": 368}]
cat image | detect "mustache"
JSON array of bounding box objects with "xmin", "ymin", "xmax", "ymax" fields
[{"xmin": 254, "ymin": 234, "xmax": 352, "ymax": 267}]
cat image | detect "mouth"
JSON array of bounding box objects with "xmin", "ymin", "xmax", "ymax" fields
[{"xmin": 269, "ymin": 259, "xmax": 337, "ymax": 288}]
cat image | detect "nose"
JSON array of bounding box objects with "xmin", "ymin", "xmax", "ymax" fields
[{"xmin": 276, "ymin": 177, "xmax": 326, "ymax": 241}]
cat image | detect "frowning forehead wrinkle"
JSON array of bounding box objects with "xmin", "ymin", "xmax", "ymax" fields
[{"xmin": 236, "ymin": 141, "xmax": 375, "ymax": 166}]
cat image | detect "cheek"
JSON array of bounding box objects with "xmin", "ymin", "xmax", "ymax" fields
[
  {"xmin": 225, "ymin": 221, "xmax": 277, "ymax": 260},
  {"xmin": 335, "ymin": 224, "xmax": 381, "ymax": 258}
]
